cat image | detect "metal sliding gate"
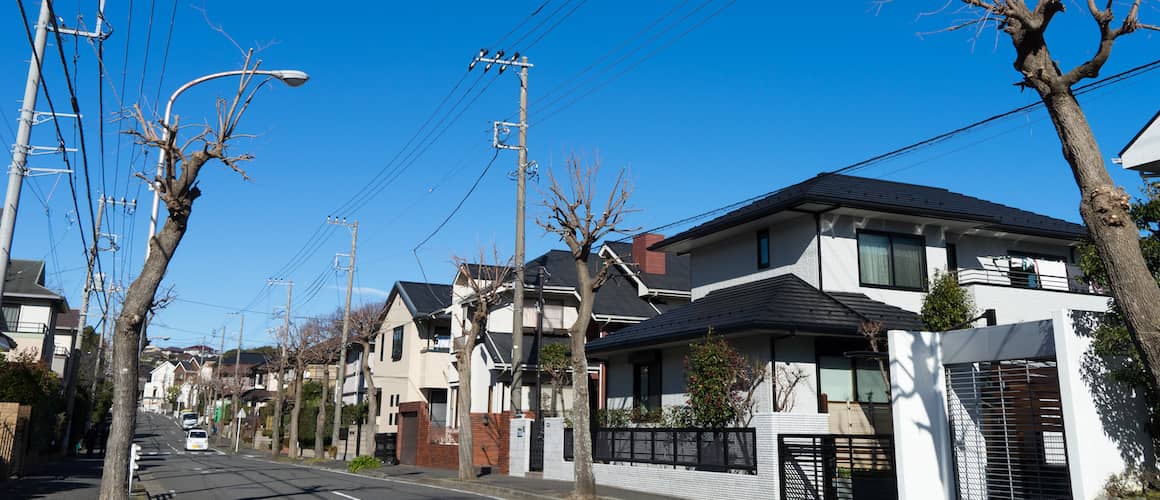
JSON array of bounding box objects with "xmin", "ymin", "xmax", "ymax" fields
[
  {"xmin": 779, "ymin": 434, "xmax": 897, "ymax": 500},
  {"xmin": 946, "ymin": 359, "xmax": 1072, "ymax": 500}
]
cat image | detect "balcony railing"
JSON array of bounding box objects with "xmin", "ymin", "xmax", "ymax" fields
[
  {"xmin": 956, "ymin": 267, "xmax": 1103, "ymax": 295},
  {"xmin": 2, "ymin": 322, "xmax": 48, "ymax": 335}
]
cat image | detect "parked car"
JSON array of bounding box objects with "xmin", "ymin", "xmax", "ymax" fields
[
  {"xmin": 185, "ymin": 429, "xmax": 209, "ymax": 451},
  {"xmin": 180, "ymin": 412, "xmax": 198, "ymax": 430}
]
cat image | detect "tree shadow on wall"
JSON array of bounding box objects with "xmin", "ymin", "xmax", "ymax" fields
[{"xmin": 1070, "ymin": 310, "xmax": 1156, "ymax": 472}]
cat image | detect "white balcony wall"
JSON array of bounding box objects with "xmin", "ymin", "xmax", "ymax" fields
[{"xmin": 965, "ymin": 284, "xmax": 1110, "ymax": 325}]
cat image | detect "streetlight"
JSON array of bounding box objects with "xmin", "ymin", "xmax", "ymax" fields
[{"xmin": 144, "ymin": 68, "xmax": 310, "ymax": 259}]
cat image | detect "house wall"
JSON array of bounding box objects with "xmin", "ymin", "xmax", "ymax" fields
[
  {"xmin": 397, "ymin": 401, "xmax": 524, "ymax": 474},
  {"xmin": 965, "ymin": 283, "xmax": 1110, "ymax": 325},
  {"xmin": 690, "ymin": 214, "xmax": 818, "ymax": 300},
  {"xmin": 371, "ymin": 294, "xmax": 433, "ymax": 433}
]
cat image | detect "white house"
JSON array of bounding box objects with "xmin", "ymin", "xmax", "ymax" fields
[
  {"xmin": 143, "ymin": 361, "xmax": 177, "ymax": 412},
  {"xmin": 444, "ymin": 241, "xmax": 691, "ymax": 424},
  {"xmin": 592, "ymin": 173, "xmax": 1107, "ymax": 422},
  {"xmin": 369, "ymin": 281, "xmax": 454, "ymax": 434},
  {"xmin": 3, "ymin": 260, "xmax": 70, "ymax": 371},
  {"xmin": 1119, "ymin": 109, "xmax": 1160, "ymax": 177}
]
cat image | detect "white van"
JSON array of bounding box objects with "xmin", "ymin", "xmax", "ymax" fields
[{"xmin": 180, "ymin": 412, "xmax": 198, "ymax": 430}]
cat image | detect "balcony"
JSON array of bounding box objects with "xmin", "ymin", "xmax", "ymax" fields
[
  {"xmin": 2, "ymin": 321, "xmax": 49, "ymax": 335},
  {"xmin": 421, "ymin": 336, "xmax": 451, "ymax": 354},
  {"xmin": 956, "ymin": 263, "xmax": 1110, "ymax": 324},
  {"xmin": 956, "ymin": 261, "xmax": 1104, "ymax": 296}
]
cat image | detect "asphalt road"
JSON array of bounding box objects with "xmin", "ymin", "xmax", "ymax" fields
[{"xmin": 134, "ymin": 411, "xmax": 494, "ymax": 500}]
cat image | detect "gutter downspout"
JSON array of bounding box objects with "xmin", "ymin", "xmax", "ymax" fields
[{"xmin": 815, "ymin": 212, "xmax": 824, "ymax": 291}]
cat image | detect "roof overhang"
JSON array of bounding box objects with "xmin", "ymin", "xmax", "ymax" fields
[{"xmin": 1119, "ymin": 110, "xmax": 1160, "ymax": 177}]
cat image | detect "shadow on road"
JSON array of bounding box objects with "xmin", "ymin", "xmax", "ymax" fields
[{"xmin": 0, "ymin": 457, "xmax": 104, "ymax": 499}]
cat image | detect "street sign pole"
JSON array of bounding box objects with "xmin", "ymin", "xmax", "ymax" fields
[{"xmin": 234, "ymin": 409, "xmax": 245, "ymax": 453}]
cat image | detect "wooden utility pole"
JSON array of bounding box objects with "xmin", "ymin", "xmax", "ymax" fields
[
  {"xmin": 230, "ymin": 313, "xmax": 244, "ymax": 446},
  {"xmin": 328, "ymin": 217, "xmax": 358, "ymax": 454}
]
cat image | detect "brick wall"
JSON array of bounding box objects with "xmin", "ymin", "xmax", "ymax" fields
[
  {"xmin": 397, "ymin": 401, "xmax": 534, "ymax": 475},
  {"xmin": 0, "ymin": 403, "xmax": 31, "ymax": 480}
]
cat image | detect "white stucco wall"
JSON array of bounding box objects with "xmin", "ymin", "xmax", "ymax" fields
[
  {"xmin": 887, "ymin": 329, "xmax": 955, "ymax": 500},
  {"xmin": 967, "ymin": 284, "xmax": 1110, "ymax": 325},
  {"xmin": 1053, "ymin": 309, "xmax": 1155, "ymax": 500},
  {"xmin": 773, "ymin": 336, "xmax": 818, "ymax": 414},
  {"xmin": 691, "ymin": 213, "xmax": 818, "ymax": 300}
]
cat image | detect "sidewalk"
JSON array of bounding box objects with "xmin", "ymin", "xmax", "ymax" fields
[
  {"xmin": 0, "ymin": 454, "xmax": 105, "ymax": 500},
  {"xmin": 244, "ymin": 452, "xmax": 678, "ymax": 500}
]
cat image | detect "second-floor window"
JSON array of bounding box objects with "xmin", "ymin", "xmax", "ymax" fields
[
  {"xmin": 857, "ymin": 231, "xmax": 926, "ymax": 290},
  {"xmin": 2, "ymin": 305, "xmax": 19, "ymax": 329},
  {"xmin": 756, "ymin": 229, "xmax": 770, "ymax": 269},
  {"xmin": 392, "ymin": 326, "xmax": 404, "ymax": 361}
]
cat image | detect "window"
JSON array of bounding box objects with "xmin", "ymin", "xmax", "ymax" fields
[
  {"xmin": 389, "ymin": 413, "xmax": 395, "ymax": 426},
  {"xmin": 817, "ymin": 345, "xmax": 890, "ymax": 405},
  {"xmin": 632, "ymin": 361, "xmax": 661, "ymax": 413},
  {"xmin": 2, "ymin": 305, "xmax": 19, "ymax": 330},
  {"xmin": 858, "ymin": 231, "xmax": 927, "ymax": 290},
  {"xmin": 946, "ymin": 243, "xmax": 958, "ymax": 272},
  {"xmin": 756, "ymin": 229, "xmax": 770, "ymax": 269},
  {"xmin": 392, "ymin": 326, "xmax": 404, "ymax": 361}
]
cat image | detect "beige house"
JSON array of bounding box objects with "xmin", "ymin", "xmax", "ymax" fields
[
  {"xmin": 3, "ymin": 260, "xmax": 70, "ymax": 372},
  {"xmin": 369, "ymin": 281, "xmax": 453, "ymax": 434}
]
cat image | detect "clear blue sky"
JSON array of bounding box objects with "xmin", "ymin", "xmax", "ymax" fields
[{"xmin": 2, "ymin": 1, "xmax": 1157, "ymax": 349}]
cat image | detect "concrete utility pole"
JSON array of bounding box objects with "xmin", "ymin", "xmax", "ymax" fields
[
  {"xmin": 228, "ymin": 312, "xmax": 244, "ymax": 445},
  {"xmin": 328, "ymin": 217, "xmax": 358, "ymax": 453},
  {"xmin": 470, "ymin": 49, "xmax": 533, "ymax": 413},
  {"xmin": 90, "ymin": 280, "xmax": 122, "ymax": 398},
  {"xmin": 267, "ymin": 279, "xmax": 292, "ymax": 457},
  {"xmin": 0, "ymin": 1, "xmax": 50, "ymax": 304}
]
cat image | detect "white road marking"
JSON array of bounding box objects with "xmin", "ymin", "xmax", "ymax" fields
[
  {"xmin": 240, "ymin": 457, "xmax": 503, "ymax": 500},
  {"xmin": 332, "ymin": 492, "xmax": 360, "ymax": 500}
]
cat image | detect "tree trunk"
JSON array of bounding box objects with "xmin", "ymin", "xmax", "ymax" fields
[
  {"xmin": 359, "ymin": 339, "xmax": 378, "ymax": 456},
  {"xmin": 98, "ymin": 199, "xmax": 194, "ymax": 500},
  {"xmin": 270, "ymin": 363, "xmax": 285, "ymax": 459},
  {"xmin": 569, "ymin": 262, "xmax": 597, "ymax": 500},
  {"xmin": 315, "ymin": 360, "xmax": 329, "ymax": 459},
  {"xmin": 1038, "ymin": 88, "xmax": 1160, "ymax": 391},
  {"xmin": 454, "ymin": 336, "xmax": 474, "ymax": 481},
  {"xmin": 289, "ymin": 360, "xmax": 304, "ymax": 458}
]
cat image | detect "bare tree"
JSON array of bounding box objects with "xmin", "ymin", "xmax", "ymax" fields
[
  {"xmin": 345, "ymin": 301, "xmax": 385, "ymax": 456},
  {"xmin": 270, "ymin": 325, "xmax": 290, "ymax": 459},
  {"xmin": 452, "ymin": 251, "xmax": 512, "ymax": 481},
  {"xmin": 308, "ymin": 323, "xmax": 342, "ymax": 459},
  {"xmin": 902, "ymin": 1, "xmax": 1160, "ymax": 391},
  {"xmin": 97, "ymin": 50, "xmax": 280, "ymax": 499},
  {"xmin": 773, "ymin": 363, "xmax": 807, "ymax": 412},
  {"xmin": 537, "ymin": 156, "xmax": 636, "ymax": 500},
  {"xmin": 288, "ymin": 320, "xmax": 324, "ymax": 459}
]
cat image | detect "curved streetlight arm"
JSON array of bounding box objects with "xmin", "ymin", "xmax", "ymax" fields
[{"xmin": 145, "ymin": 68, "xmax": 308, "ymax": 259}]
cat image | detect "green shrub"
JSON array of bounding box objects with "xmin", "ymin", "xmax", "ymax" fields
[
  {"xmin": 348, "ymin": 455, "xmax": 381, "ymax": 473},
  {"xmin": 920, "ymin": 270, "xmax": 975, "ymax": 331}
]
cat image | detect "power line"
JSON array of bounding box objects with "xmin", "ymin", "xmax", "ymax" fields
[
  {"xmin": 413, "ymin": 150, "xmax": 502, "ymax": 251},
  {"xmin": 621, "ymin": 56, "xmax": 1160, "ymax": 242}
]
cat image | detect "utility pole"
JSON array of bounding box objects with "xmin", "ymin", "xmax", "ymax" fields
[
  {"xmin": 214, "ymin": 324, "xmax": 226, "ymax": 441},
  {"xmin": 470, "ymin": 49, "xmax": 533, "ymax": 413},
  {"xmin": 535, "ymin": 266, "xmax": 545, "ymax": 419},
  {"xmin": 327, "ymin": 217, "xmax": 358, "ymax": 452},
  {"xmin": 89, "ymin": 280, "xmax": 123, "ymax": 399},
  {"xmin": 0, "ymin": 0, "xmax": 50, "ymax": 303},
  {"xmin": 268, "ymin": 279, "xmax": 292, "ymax": 457},
  {"xmin": 229, "ymin": 312, "xmax": 244, "ymax": 447}
]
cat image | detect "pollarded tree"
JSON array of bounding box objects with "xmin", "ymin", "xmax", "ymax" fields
[
  {"xmin": 451, "ymin": 251, "xmax": 511, "ymax": 481},
  {"xmin": 100, "ymin": 50, "xmax": 288, "ymax": 499},
  {"xmin": 908, "ymin": 0, "xmax": 1160, "ymax": 393},
  {"xmin": 537, "ymin": 156, "xmax": 636, "ymax": 500}
]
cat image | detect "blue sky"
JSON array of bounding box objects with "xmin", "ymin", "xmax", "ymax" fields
[{"xmin": 3, "ymin": 1, "xmax": 1158, "ymax": 349}]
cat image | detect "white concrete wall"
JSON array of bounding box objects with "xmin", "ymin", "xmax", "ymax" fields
[
  {"xmin": 887, "ymin": 329, "xmax": 955, "ymax": 500},
  {"xmin": 1053, "ymin": 309, "xmax": 1156, "ymax": 500},
  {"xmin": 691, "ymin": 214, "xmax": 818, "ymax": 299},
  {"xmin": 542, "ymin": 413, "xmax": 829, "ymax": 500},
  {"xmin": 966, "ymin": 284, "xmax": 1109, "ymax": 325},
  {"xmin": 773, "ymin": 336, "xmax": 817, "ymax": 414},
  {"xmin": 508, "ymin": 417, "xmax": 532, "ymax": 477}
]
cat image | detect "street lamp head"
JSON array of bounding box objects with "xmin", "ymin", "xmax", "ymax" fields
[{"xmin": 268, "ymin": 70, "xmax": 310, "ymax": 87}]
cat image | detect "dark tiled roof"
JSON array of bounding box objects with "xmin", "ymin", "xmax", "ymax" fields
[
  {"xmin": 656, "ymin": 174, "xmax": 1087, "ymax": 250},
  {"xmin": 524, "ymin": 250, "xmax": 667, "ymax": 319},
  {"xmin": 603, "ymin": 242, "xmax": 691, "ymax": 292},
  {"xmin": 482, "ymin": 331, "xmax": 573, "ymax": 366},
  {"xmin": 4, "ymin": 260, "xmax": 67, "ymax": 309},
  {"xmin": 396, "ymin": 281, "xmax": 453, "ymax": 316},
  {"xmin": 586, "ymin": 274, "xmax": 923, "ymax": 354},
  {"xmin": 55, "ymin": 309, "xmax": 81, "ymax": 331}
]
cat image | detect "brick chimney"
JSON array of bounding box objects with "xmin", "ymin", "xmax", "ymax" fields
[{"xmin": 632, "ymin": 233, "xmax": 666, "ymax": 275}]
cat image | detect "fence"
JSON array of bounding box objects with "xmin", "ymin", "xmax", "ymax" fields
[
  {"xmin": 565, "ymin": 426, "xmax": 758, "ymax": 473},
  {"xmin": 779, "ymin": 434, "xmax": 897, "ymax": 500}
]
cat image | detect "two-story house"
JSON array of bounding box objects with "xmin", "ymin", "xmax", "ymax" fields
[
  {"xmin": 143, "ymin": 360, "xmax": 178, "ymax": 412},
  {"xmin": 3, "ymin": 260, "xmax": 70, "ymax": 370},
  {"xmin": 588, "ymin": 173, "xmax": 1108, "ymax": 432},
  {"xmin": 444, "ymin": 240, "xmax": 691, "ymax": 426},
  {"xmin": 369, "ymin": 281, "xmax": 454, "ymax": 434}
]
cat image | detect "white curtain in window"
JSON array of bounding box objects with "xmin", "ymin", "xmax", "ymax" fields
[
  {"xmin": 858, "ymin": 234, "xmax": 891, "ymax": 286},
  {"xmin": 892, "ymin": 238, "xmax": 925, "ymax": 288}
]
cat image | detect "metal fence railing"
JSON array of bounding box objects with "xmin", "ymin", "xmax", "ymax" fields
[
  {"xmin": 779, "ymin": 434, "xmax": 897, "ymax": 500},
  {"xmin": 565, "ymin": 426, "xmax": 757, "ymax": 474}
]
